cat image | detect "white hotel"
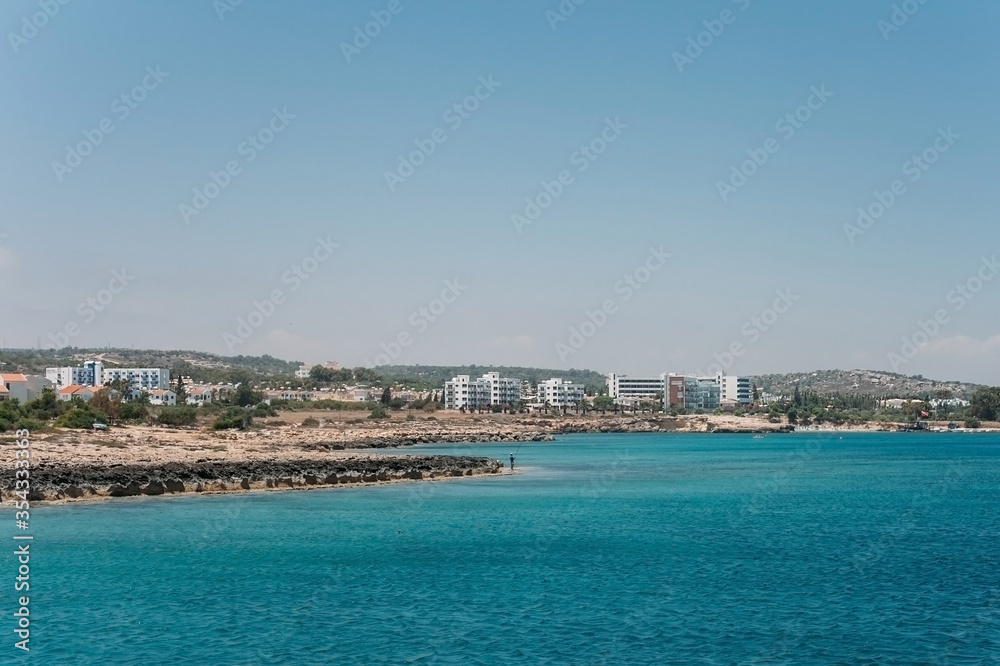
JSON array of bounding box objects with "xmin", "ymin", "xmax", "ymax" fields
[
  {"xmin": 444, "ymin": 372, "xmax": 522, "ymax": 410},
  {"xmin": 536, "ymin": 378, "xmax": 585, "ymax": 408},
  {"xmin": 46, "ymin": 360, "xmax": 170, "ymax": 391},
  {"xmin": 607, "ymin": 374, "xmax": 666, "ymax": 403},
  {"xmin": 608, "ymin": 372, "xmax": 752, "ymax": 409}
]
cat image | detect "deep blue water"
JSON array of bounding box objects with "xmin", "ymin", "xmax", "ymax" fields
[{"xmin": 7, "ymin": 432, "xmax": 1000, "ymax": 664}]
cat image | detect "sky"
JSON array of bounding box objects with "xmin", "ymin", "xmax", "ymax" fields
[{"xmin": 2, "ymin": 0, "xmax": 998, "ymax": 384}]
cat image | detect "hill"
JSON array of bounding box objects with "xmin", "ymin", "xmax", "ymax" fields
[{"xmin": 750, "ymin": 369, "xmax": 983, "ymax": 400}]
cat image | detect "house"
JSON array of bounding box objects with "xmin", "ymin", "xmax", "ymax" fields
[
  {"xmin": 58, "ymin": 385, "xmax": 94, "ymax": 402},
  {"xmin": 148, "ymin": 389, "xmax": 177, "ymax": 406},
  {"xmin": 24, "ymin": 375, "xmax": 53, "ymax": 401},
  {"xmin": 185, "ymin": 387, "xmax": 213, "ymax": 406},
  {"xmin": 0, "ymin": 373, "xmax": 29, "ymax": 403}
]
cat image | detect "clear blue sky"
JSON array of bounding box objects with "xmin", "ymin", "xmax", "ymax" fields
[{"xmin": 2, "ymin": 0, "xmax": 998, "ymax": 383}]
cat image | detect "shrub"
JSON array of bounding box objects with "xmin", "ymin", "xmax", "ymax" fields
[
  {"xmin": 301, "ymin": 417, "xmax": 319, "ymax": 427},
  {"xmin": 213, "ymin": 408, "xmax": 253, "ymax": 430},
  {"xmin": 368, "ymin": 404, "xmax": 389, "ymax": 420},
  {"xmin": 119, "ymin": 402, "xmax": 149, "ymax": 423},
  {"xmin": 56, "ymin": 407, "xmax": 101, "ymax": 429},
  {"xmin": 157, "ymin": 406, "xmax": 198, "ymax": 427},
  {"xmin": 964, "ymin": 418, "xmax": 981, "ymax": 429},
  {"xmin": 253, "ymin": 402, "xmax": 277, "ymax": 417}
]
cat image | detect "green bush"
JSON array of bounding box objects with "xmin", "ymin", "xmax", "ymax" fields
[
  {"xmin": 157, "ymin": 406, "xmax": 198, "ymax": 426},
  {"xmin": 252, "ymin": 402, "xmax": 277, "ymax": 417},
  {"xmin": 301, "ymin": 417, "xmax": 319, "ymax": 427},
  {"xmin": 368, "ymin": 404, "xmax": 389, "ymax": 419},
  {"xmin": 119, "ymin": 402, "xmax": 149, "ymax": 423},
  {"xmin": 964, "ymin": 418, "xmax": 981, "ymax": 429},
  {"xmin": 213, "ymin": 408, "xmax": 253, "ymax": 430},
  {"xmin": 56, "ymin": 407, "xmax": 101, "ymax": 429}
]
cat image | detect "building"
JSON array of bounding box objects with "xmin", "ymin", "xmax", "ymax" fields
[
  {"xmin": 46, "ymin": 360, "xmax": 170, "ymax": 391},
  {"xmin": 665, "ymin": 373, "xmax": 751, "ymax": 411},
  {"xmin": 607, "ymin": 374, "xmax": 666, "ymax": 405},
  {"xmin": 148, "ymin": 389, "xmax": 177, "ymax": 406},
  {"xmin": 58, "ymin": 385, "xmax": 94, "ymax": 402},
  {"xmin": 294, "ymin": 364, "xmax": 311, "ymax": 379},
  {"xmin": 444, "ymin": 372, "xmax": 521, "ymax": 410},
  {"xmin": 536, "ymin": 378, "xmax": 585, "ymax": 408},
  {"xmin": 667, "ymin": 374, "xmax": 720, "ymax": 411},
  {"xmin": 185, "ymin": 387, "xmax": 214, "ymax": 406},
  {"xmin": 0, "ymin": 374, "xmax": 29, "ymax": 403},
  {"xmin": 480, "ymin": 372, "xmax": 522, "ymax": 406},
  {"xmin": 718, "ymin": 374, "xmax": 752, "ymax": 406}
]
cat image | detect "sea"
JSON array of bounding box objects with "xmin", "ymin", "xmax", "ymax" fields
[{"xmin": 10, "ymin": 432, "xmax": 1000, "ymax": 664}]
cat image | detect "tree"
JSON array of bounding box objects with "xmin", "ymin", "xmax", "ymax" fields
[
  {"xmin": 90, "ymin": 388, "xmax": 121, "ymax": 421},
  {"xmin": 968, "ymin": 387, "xmax": 1000, "ymax": 421},
  {"xmin": 174, "ymin": 375, "xmax": 188, "ymax": 405},
  {"xmin": 593, "ymin": 395, "xmax": 615, "ymax": 413},
  {"xmin": 309, "ymin": 365, "xmax": 335, "ymax": 383},
  {"xmin": 234, "ymin": 383, "xmax": 263, "ymax": 407},
  {"xmin": 380, "ymin": 387, "xmax": 392, "ymax": 405}
]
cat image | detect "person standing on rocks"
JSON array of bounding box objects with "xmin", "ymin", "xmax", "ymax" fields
[{"xmin": 509, "ymin": 453, "xmax": 515, "ymax": 470}]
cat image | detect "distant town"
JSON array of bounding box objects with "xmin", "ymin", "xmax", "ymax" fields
[{"xmin": 1, "ymin": 359, "xmax": 985, "ymax": 428}]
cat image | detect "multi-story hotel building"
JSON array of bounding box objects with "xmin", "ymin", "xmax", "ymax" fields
[
  {"xmin": 606, "ymin": 374, "xmax": 666, "ymax": 404},
  {"xmin": 536, "ymin": 378, "xmax": 585, "ymax": 408},
  {"xmin": 444, "ymin": 372, "xmax": 521, "ymax": 410},
  {"xmin": 46, "ymin": 360, "xmax": 170, "ymax": 391}
]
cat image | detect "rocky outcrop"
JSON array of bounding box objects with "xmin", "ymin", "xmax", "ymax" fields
[{"xmin": 1, "ymin": 455, "xmax": 502, "ymax": 503}]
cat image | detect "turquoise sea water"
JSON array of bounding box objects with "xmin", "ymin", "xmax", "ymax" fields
[{"xmin": 8, "ymin": 432, "xmax": 1000, "ymax": 664}]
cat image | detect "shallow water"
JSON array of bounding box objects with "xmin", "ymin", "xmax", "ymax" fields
[{"xmin": 11, "ymin": 432, "xmax": 1000, "ymax": 664}]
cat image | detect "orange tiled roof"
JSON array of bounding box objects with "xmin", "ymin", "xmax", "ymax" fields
[{"xmin": 1, "ymin": 373, "xmax": 27, "ymax": 382}]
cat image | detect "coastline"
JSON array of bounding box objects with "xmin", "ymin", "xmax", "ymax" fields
[{"xmin": 4, "ymin": 411, "xmax": 995, "ymax": 506}]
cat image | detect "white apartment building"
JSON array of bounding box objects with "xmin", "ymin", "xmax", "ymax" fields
[
  {"xmin": 444, "ymin": 372, "xmax": 521, "ymax": 410},
  {"xmin": 46, "ymin": 361, "xmax": 170, "ymax": 391},
  {"xmin": 718, "ymin": 374, "xmax": 752, "ymax": 405},
  {"xmin": 607, "ymin": 374, "xmax": 666, "ymax": 405},
  {"xmin": 536, "ymin": 378, "xmax": 585, "ymax": 408},
  {"xmin": 481, "ymin": 372, "xmax": 522, "ymax": 406}
]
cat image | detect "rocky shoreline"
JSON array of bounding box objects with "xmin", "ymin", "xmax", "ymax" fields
[{"xmin": 2, "ymin": 455, "xmax": 503, "ymax": 504}]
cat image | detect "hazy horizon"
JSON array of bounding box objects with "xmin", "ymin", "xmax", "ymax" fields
[{"xmin": 3, "ymin": 1, "xmax": 998, "ymax": 384}]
